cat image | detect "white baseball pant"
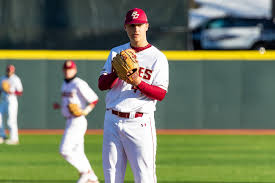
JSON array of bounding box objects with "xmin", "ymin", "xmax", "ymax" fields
[
  {"xmin": 102, "ymin": 110, "xmax": 157, "ymax": 183},
  {"xmin": 59, "ymin": 116, "xmax": 97, "ymax": 180},
  {"xmin": 0, "ymin": 99, "xmax": 19, "ymax": 141}
]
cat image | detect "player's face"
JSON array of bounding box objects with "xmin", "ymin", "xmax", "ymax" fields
[
  {"xmin": 63, "ymin": 68, "xmax": 77, "ymax": 79},
  {"xmin": 6, "ymin": 69, "xmax": 14, "ymax": 77},
  {"xmin": 125, "ymin": 23, "xmax": 149, "ymax": 47}
]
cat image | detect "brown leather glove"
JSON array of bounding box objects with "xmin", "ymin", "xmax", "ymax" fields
[{"xmin": 112, "ymin": 49, "xmax": 139, "ymax": 82}]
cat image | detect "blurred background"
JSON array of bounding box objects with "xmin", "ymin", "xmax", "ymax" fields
[
  {"xmin": 1, "ymin": 0, "xmax": 275, "ymax": 130},
  {"xmin": 1, "ymin": 0, "xmax": 274, "ymax": 50},
  {"xmin": 0, "ymin": 0, "xmax": 189, "ymax": 50}
]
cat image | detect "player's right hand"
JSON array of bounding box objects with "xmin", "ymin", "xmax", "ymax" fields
[
  {"xmin": 125, "ymin": 70, "xmax": 141, "ymax": 86},
  {"xmin": 53, "ymin": 102, "xmax": 61, "ymax": 110}
]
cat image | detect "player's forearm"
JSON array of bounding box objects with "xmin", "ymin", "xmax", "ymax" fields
[
  {"xmin": 137, "ymin": 81, "xmax": 167, "ymax": 101},
  {"xmin": 98, "ymin": 72, "xmax": 118, "ymax": 90},
  {"xmin": 83, "ymin": 100, "xmax": 98, "ymax": 115},
  {"xmin": 87, "ymin": 100, "xmax": 98, "ymax": 111}
]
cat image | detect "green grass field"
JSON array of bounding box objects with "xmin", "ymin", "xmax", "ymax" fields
[{"xmin": 1, "ymin": 134, "xmax": 275, "ymax": 183}]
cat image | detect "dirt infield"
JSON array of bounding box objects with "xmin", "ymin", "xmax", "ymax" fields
[{"xmin": 15, "ymin": 129, "xmax": 275, "ymax": 135}]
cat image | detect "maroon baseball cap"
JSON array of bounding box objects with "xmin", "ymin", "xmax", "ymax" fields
[
  {"xmin": 124, "ymin": 8, "xmax": 148, "ymax": 25},
  {"xmin": 63, "ymin": 60, "xmax": 77, "ymax": 69}
]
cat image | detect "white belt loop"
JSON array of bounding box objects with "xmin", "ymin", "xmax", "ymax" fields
[{"xmin": 129, "ymin": 112, "xmax": 135, "ymax": 119}]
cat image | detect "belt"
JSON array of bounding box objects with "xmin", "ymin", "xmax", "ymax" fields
[{"xmin": 111, "ymin": 109, "xmax": 143, "ymax": 118}]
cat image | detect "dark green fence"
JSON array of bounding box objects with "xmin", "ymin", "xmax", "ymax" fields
[{"xmin": 1, "ymin": 55, "xmax": 275, "ymax": 129}]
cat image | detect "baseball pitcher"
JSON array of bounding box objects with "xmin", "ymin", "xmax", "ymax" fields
[{"xmin": 98, "ymin": 8, "xmax": 169, "ymax": 183}]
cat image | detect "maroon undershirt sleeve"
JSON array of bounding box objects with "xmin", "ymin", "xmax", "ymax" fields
[
  {"xmin": 98, "ymin": 72, "xmax": 119, "ymax": 91},
  {"xmin": 137, "ymin": 81, "xmax": 167, "ymax": 101},
  {"xmin": 14, "ymin": 91, "xmax": 23, "ymax": 96},
  {"xmin": 90, "ymin": 100, "xmax": 98, "ymax": 105}
]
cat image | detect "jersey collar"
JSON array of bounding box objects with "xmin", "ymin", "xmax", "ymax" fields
[{"xmin": 131, "ymin": 44, "xmax": 152, "ymax": 53}]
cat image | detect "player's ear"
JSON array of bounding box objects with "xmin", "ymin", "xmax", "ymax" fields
[{"xmin": 145, "ymin": 23, "xmax": 149, "ymax": 31}]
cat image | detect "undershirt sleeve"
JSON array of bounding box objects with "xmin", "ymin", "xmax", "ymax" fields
[
  {"xmin": 98, "ymin": 72, "xmax": 119, "ymax": 91},
  {"xmin": 137, "ymin": 81, "xmax": 167, "ymax": 101}
]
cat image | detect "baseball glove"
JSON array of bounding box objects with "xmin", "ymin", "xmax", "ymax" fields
[
  {"xmin": 67, "ymin": 103, "xmax": 83, "ymax": 117},
  {"xmin": 1, "ymin": 80, "xmax": 10, "ymax": 93},
  {"xmin": 112, "ymin": 49, "xmax": 139, "ymax": 82}
]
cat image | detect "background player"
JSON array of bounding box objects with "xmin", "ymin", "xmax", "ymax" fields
[
  {"xmin": 59, "ymin": 60, "xmax": 100, "ymax": 183},
  {"xmin": 0, "ymin": 64, "xmax": 23, "ymax": 145},
  {"xmin": 98, "ymin": 8, "xmax": 169, "ymax": 183}
]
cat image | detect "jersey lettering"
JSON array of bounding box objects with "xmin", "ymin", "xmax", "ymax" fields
[
  {"xmin": 139, "ymin": 67, "xmax": 144, "ymax": 77},
  {"xmin": 138, "ymin": 67, "xmax": 152, "ymax": 81},
  {"xmin": 143, "ymin": 69, "xmax": 152, "ymax": 80},
  {"xmin": 131, "ymin": 85, "xmax": 138, "ymax": 93},
  {"xmin": 62, "ymin": 92, "xmax": 73, "ymax": 97}
]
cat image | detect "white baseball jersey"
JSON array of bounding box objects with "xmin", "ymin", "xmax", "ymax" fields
[
  {"xmin": 61, "ymin": 77, "xmax": 98, "ymax": 118},
  {"xmin": 100, "ymin": 42, "xmax": 169, "ymax": 113},
  {"xmin": 59, "ymin": 76, "xmax": 99, "ymax": 181},
  {"xmin": 0, "ymin": 74, "xmax": 23, "ymax": 101}
]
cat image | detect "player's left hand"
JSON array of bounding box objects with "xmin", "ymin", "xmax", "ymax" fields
[{"xmin": 1, "ymin": 80, "xmax": 11, "ymax": 94}]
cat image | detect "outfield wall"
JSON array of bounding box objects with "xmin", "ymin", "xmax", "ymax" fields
[{"xmin": 0, "ymin": 50, "xmax": 275, "ymax": 129}]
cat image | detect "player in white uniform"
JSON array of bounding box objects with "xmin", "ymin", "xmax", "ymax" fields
[
  {"xmin": 98, "ymin": 8, "xmax": 169, "ymax": 183},
  {"xmin": 59, "ymin": 60, "xmax": 100, "ymax": 183},
  {"xmin": 0, "ymin": 64, "xmax": 23, "ymax": 145}
]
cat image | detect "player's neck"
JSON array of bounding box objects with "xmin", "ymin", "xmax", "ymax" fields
[
  {"xmin": 64, "ymin": 75, "xmax": 76, "ymax": 83},
  {"xmin": 130, "ymin": 39, "xmax": 149, "ymax": 48}
]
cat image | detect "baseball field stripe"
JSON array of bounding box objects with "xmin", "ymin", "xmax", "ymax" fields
[{"xmin": 0, "ymin": 50, "xmax": 275, "ymax": 60}]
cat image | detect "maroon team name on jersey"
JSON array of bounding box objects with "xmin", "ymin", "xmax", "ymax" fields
[
  {"xmin": 62, "ymin": 92, "xmax": 73, "ymax": 97},
  {"xmin": 138, "ymin": 67, "xmax": 152, "ymax": 80}
]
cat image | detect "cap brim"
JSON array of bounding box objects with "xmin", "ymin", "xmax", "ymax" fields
[{"xmin": 125, "ymin": 20, "xmax": 148, "ymax": 25}]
